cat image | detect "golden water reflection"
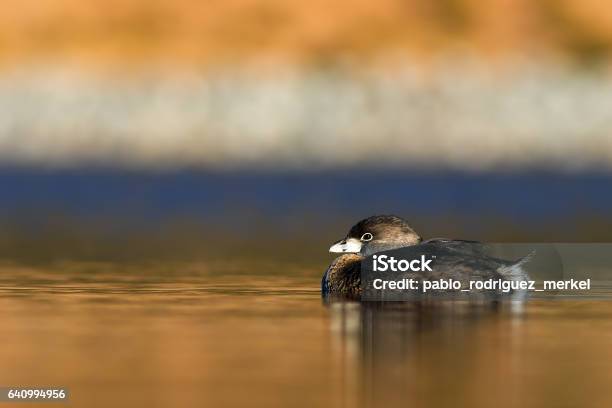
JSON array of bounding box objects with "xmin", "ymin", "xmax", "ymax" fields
[{"xmin": 0, "ymin": 266, "xmax": 611, "ymax": 407}]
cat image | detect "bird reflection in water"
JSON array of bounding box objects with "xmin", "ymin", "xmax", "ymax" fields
[{"xmin": 325, "ymin": 298, "xmax": 527, "ymax": 408}]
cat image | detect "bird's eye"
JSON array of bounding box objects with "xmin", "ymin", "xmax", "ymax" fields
[{"xmin": 360, "ymin": 233, "xmax": 373, "ymax": 241}]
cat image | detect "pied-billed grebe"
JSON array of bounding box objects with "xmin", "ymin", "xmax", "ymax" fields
[{"xmin": 321, "ymin": 215, "xmax": 532, "ymax": 298}]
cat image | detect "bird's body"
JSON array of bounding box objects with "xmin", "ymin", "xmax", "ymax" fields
[{"xmin": 321, "ymin": 253, "xmax": 361, "ymax": 298}]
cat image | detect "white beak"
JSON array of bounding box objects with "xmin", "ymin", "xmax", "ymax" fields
[{"xmin": 329, "ymin": 238, "xmax": 363, "ymax": 254}]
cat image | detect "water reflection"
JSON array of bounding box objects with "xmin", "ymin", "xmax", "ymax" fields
[
  {"xmin": 1, "ymin": 266, "xmax": 612, "ymax": 407},
  {"xmin": 326, "ymin": 298, "xmax": 612, "ymax": 408}
]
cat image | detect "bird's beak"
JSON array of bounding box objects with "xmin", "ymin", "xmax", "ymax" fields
[{"xmin": 329, "ymin": 238, "xmax": 362, "ymax": 254}]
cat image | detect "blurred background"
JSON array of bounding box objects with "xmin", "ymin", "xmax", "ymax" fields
[{"xmin": 2, "ymin": 0, "xmax": 612, "ymax": 266}]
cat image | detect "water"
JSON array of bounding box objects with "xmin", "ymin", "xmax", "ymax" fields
[
  {"xmin": 1, "ymin": 264, "xmax": 612, "ymax": 407},
  {"xmin": 3, "ymin": 169, "xmax": 612, "ymax": 267}
]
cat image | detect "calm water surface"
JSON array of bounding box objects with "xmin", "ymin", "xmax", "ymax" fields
[{"xmin": 1, "ymin": 264, "xmax": 611, "ymax": 408}]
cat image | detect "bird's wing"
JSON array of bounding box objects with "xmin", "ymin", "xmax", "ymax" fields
[{"xmin": 422, "ymin": 238, "xmax": 491, "ymax": 257}]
